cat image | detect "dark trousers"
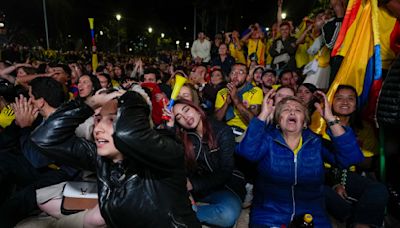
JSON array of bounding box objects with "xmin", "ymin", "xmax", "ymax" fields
[
  {"xmin": 324, "ymin": 172, "xmax": 388, "ymax": 227},
  {"xmin": 0, "ymin": 152, "xmax": 75, "ymax": 227}
]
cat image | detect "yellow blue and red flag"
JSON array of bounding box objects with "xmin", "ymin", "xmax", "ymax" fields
[{"xmin": 311, "ymin": 0, "xmax": 400, "ymax": 134}]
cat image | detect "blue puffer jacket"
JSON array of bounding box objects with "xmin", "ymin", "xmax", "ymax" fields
[{"xmin": 237, "ymin": 118, "xmax": 364, "ymax": 227}]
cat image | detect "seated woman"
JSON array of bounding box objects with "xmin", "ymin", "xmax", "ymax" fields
[
  {"xmin": 202, "ymin": 67, "xmax": 226, "ymax": 114},
  {"xmin": 30, "ymin": 90, "xmax": 201, "ymax": 227},
  {"xmin": 236, "ymin": 90, "xmax": 364, "ymax": 227},
  {"xmin": 164, "ymin": 99, "xmax": 246, "ymax": 227},
  {"xmin": 324, "ymin": 85, "xmax": 388, "ymax": 228}
]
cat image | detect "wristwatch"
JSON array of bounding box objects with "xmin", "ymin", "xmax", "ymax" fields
[{"xmin": 327, "ymin": 116, "xmax": 340, "ymax": 127}]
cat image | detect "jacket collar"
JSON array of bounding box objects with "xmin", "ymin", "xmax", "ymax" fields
[{"xmin": 271, "ymin": 127, "xmax": 316, "ymax": 148}]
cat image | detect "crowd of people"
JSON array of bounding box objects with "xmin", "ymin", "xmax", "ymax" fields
[{"xmin": 0, "ymin": 0, "xmax": 399, "ymax": 227}]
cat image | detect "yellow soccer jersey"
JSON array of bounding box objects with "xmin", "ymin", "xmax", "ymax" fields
[{"xmin": 215, "ymin": 86, "xmax": 263, "ymax": 130}]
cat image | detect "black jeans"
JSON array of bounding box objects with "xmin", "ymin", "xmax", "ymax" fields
[
  {"xmin": 324, "ymin": 172, "xmax": 388, "ymax": 227},
  {"xmin": 0, "ymin": 152, "xmax": 75, "ymax": 227}
]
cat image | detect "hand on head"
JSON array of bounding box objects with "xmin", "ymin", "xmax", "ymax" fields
[
  {"xmin": 85, "ymin": 88, "xmax": 125, "ymax": 110},
  {"xmin": 313, "ymin": 90, "xmax": 335, "ymax": 121}
]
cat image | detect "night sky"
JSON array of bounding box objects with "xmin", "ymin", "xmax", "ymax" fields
[{"xmin": 1, "ymin": 0, "xmax": 320, "ymax": 49}]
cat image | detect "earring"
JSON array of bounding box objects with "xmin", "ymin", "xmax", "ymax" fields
[{"xmin": 276, "ymin": 124, "xmax": 280, "ymax": 129}]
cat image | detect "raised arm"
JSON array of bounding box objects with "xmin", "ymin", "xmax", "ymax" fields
[
  {"xmin": 237, "ymin": 90, "xmax": 275, "ymax": 161},
  {"xmin": 315, "ymin": 91, "xmax": 364, "ymax": 167},
  {"xmin": 30, "ymin": 100, "xmax": 97, "ymax": 171},
  {"xmin": 113, "ymin": 91, "xmax": 185, "ymax": 174}
]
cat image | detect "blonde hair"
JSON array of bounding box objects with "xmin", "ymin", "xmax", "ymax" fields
[{"xmin": 273, "ymin": 96, "xmax": 310, "ymax": 126}]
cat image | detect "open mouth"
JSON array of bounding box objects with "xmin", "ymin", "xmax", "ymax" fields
[
  {"xmin": 96, "ymin": 138, "xmax": 109, "ymax": 145},
  {"xmin": 287, "ymin": 116, "xmax": 297, "ymax": 124}
]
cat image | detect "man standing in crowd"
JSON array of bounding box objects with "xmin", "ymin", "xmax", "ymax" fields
[
  {"xmin": 191, "ymin": 32, "xmax": 211, "ymax": 64},
  {"xmin": 269, "ymin": 22, "xmax": 298, "ymax": 71}
]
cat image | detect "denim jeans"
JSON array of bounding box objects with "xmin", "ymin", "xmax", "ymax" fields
[
  {"xmin": 324, "ymin": 172, "xmax": 388, "ymax": 227},
  {"xmin": 195, "ymin": 190, "xmax": 242, "ymax": 227}
]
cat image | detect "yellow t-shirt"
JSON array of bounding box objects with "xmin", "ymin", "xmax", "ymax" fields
[
  {"xmin": 229, "ymin": 42, "xmax": 246, "ymax": 64},
  {"xmin": 295, "ymin": 36, "xmax": 314, "ymax": 68},
  {"xmin": 265, "ymin": 38, "xmax": 274, "ymax": 65},
  {"xmin": 246, "ymin": 39, "xmax": 266, "ymax": 66},
  {"xmin": 215, "ymin": 86, "xmax": 263, "ymax": 130},
  {"xmin": 293, "ymin": 136, "xmax": 303, "ymax": 156}
]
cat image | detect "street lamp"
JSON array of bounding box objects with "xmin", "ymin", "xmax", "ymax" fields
[
  {"xmin": 148, "ymin": 27, "xmax": 153, "ymax": 33},
  {"xmin": 99, "ymin": 30, "xmax": 104, "ymax": 36},
  {"xmin": 176, "ymin": 40, "xmax": 180, "ymax": 50},
  {"xmin": 281, "ymin": 12, "xmax": 287, "ymax": 20},
  {"xmin": 115, "ymin": 14, "xmax": 122, "ymax": 54},
  {"xmin": 161, "ymin": 33, "xmax": 165, "ymax": 38},
  {"xmin": 0, "ymin": 22, "xmax": 4, "ymax": 28}
]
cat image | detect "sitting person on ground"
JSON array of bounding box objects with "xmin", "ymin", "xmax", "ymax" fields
[
  {"xmin": 164, "ymin": 99, "xmax": 245, "ymax": 227},
  {"xmin": 30, "ymin": 89, "xmax": 201, "ymax": 227},
  {"xmin": 324, "ymin": 85, "xmax": 388, "ymax": 228},
  {"xmin": 0, "ymin": 77, "xmax": 78, "ymax": 227},
  {"xmin": 236, "ymin": 90, "xmax": 364, "ymax": 227}
]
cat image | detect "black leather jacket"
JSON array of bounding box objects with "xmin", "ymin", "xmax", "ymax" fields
[
  {"xmin": 31, "ymin": 92, "xmax": 200, "ymax": 228},
  {"xmin": 186, "ymin": 118, "xmax": 246, "ymax": 201},
  {"xmin": 377, "ymin": 54, "xmax": 400, "ymax": 126}
]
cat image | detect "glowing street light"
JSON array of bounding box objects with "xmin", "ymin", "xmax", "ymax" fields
[
  {"xmin": 99, "ymin": 30, "xmax": 104, "ymax": 36},
  {"xmin": 161, "ymin": 33, "xmax": 165, "ymax": 38},
  {"xmin": 176, "ymin": 40, "xmax": 180, "ymax": 45},
  {"xmin": 115, "ymin": 14, "xmax": 122, "ymax": 54},
  {"xmin": 265, "ymin": 27, "xmax": 270, "ymax": 32},
  {"xmin": 148, "ymin": 27, "xmax": 153, "ymax": 33},
  {"xmin": 0, "ymin": 22, "xmax": 4, "ymax": 28},
  {"xmin": 281, "ymin": 12, "xmax": 287, "ymax": 20},
  {"xmin": 185, "ymin": 42, "xmax": 190, "ymax": 49}
]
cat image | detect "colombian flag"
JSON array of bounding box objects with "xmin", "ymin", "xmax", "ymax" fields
[{"xmin": 311, "ymin": 0, "xmax": 399, "ymax": 134}]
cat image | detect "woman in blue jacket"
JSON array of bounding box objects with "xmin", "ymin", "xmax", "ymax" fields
[{"xmin": 237, "ymin": 90, "xmax": 364, "ymax": 227}]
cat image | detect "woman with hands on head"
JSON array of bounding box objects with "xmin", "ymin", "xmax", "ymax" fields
[
  {"xmin": 30, "ymin": 88, "xmax": 201, "ymax": 228},
  {"xmin": 237, "ymin": 90, "xmax": 364, "ymax": 227},
  {"xmin": 163, "ymin": 99, "xmax": 246, "ymax": 228}
]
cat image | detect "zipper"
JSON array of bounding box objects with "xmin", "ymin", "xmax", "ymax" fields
[
  {"xmin": 98, "ymin": 177, "xmax": 117, "ymax": 227},
  {"xmin": 290, "ymin": 154, "xmax": 298, "ymax": 222}
]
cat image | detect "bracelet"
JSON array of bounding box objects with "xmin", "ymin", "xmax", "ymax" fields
[{"xmin": 327, "ymin": 116, "xmax": 340, "ymax": 126}]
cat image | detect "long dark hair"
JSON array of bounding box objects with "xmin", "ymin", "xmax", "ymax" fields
[
  {"xmin": 333, "ymin": 85, "xmax": 363, "ymax": 130},
  {"xmin": 77, "ymin": 74, "xmax": 101, "ymax": 100},
  {"xmin": 174, "ymin": 99, "xmax": 218, "ymax": 171}
]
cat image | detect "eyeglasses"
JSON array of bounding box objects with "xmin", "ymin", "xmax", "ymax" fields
[{"xmin": 230, "ymin": 70, "xmax": 246, "ymax": 76}]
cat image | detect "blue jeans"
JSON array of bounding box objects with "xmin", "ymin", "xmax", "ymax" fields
[{"xmin": 195, "ymin": 190, "xmax": 242, "ymax": 227}]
